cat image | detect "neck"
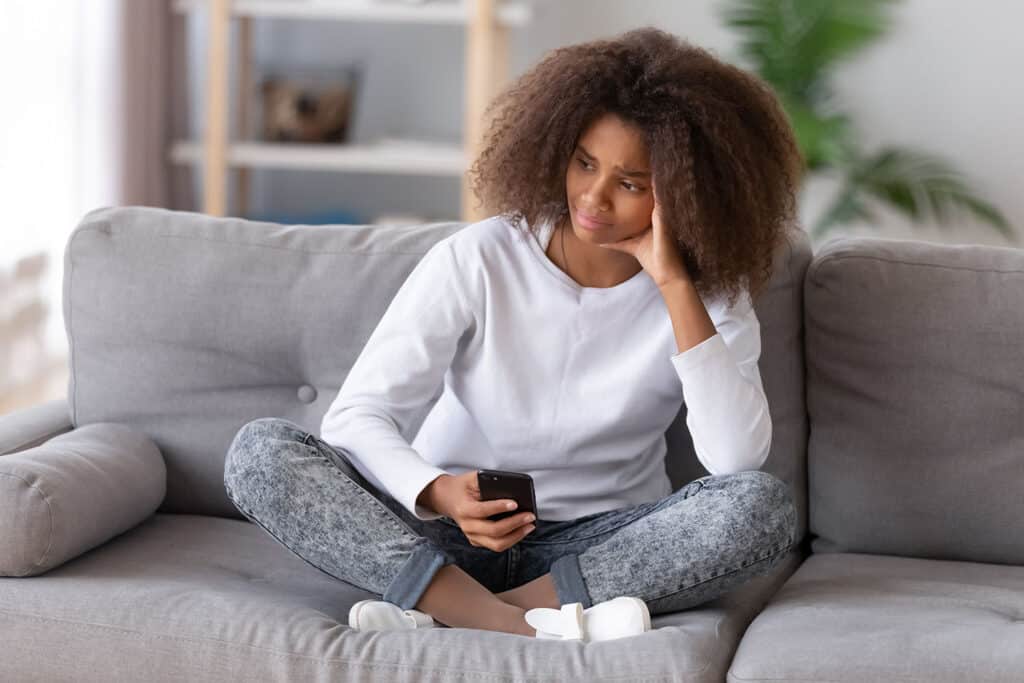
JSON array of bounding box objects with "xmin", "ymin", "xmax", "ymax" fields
[{"xmin": 555, "ymin": 214, "xmax": 643, "ymax": 288}]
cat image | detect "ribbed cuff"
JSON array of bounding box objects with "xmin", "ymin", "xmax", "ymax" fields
[
  {"xmin": 550, "ymin": 553, "xmax": 594, "ymax": 609},
  {"xmin": 669, "ymin": 331, "xmax": 728, "ymax": 375},
  {"xmin": 382, "ymin": 539, "xmax": 455, "ymax": 611}
]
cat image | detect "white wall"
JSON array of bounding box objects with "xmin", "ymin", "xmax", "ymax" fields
[
  {"xmin": 1, "ymin": 0, "xmax": 1018, "ymax": 405},
  {"xmin": 821, "ymin": 0, "xmax": 1024, "ymax": 248},
  {"xmin": 508, "ymin": 0, "xmax": 1023, "ymax": 250},
  {"xmin": 1, "ymin": 0, "xmax": 122, "ymax": 371}
]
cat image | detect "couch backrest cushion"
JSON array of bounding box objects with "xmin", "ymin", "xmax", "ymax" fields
[
  {"xmin": 66, "ymin": 206, "xmax": 465, "ymax": 516},
  {"xmin": 805, "ymin": 236, "xmax": 1024, "ymax": 565},
  {"xmin": 66, "ymin": 206, "xmax": 811, "ymax": 522}
]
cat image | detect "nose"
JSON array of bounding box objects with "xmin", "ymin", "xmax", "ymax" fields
[{"xmin": 580, "ymin": 178, "xmax": 613, "ymax": 213}]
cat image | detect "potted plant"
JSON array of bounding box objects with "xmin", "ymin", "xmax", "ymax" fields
[{"xmin": 720, "ymin": 0, "xmax": 1014, "ymax": 241}]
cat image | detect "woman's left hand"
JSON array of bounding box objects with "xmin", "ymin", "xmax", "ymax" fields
[{"xmin": 596, "ymin": 181, "xmax": 690, "ymax": 288}]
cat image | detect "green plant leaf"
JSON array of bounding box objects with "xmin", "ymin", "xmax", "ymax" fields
[
  {"xmin": 720, "ymin": 0, "xmax": 898, "ymax": 104},
  {"xmin": 719, "ymin": 0, "xmax": 1014, "ymax": 243},
  {"xmin": 815, "ymin": 148, "xmax": 1014, "ymax": 239},
  {"xmin": 783, "ymin": 97, "xmax": 856, "ymax": 171},
  {"xmin": 810, "ymin": 186, "xmax": 880, "ymax": 236}
]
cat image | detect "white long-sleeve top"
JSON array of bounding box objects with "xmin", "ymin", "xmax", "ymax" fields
[{"xmin": 319, "ymin": 214, "xmax": 772, "ymax": 522}]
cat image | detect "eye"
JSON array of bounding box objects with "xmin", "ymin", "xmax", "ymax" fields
[{"xmin": 576, "ymin": 157, "xmax": 644, "ymax": 192}]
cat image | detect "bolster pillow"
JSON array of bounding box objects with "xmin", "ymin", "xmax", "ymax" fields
[{"xmin": 0, "ymin": 422, "xmax": 166, "ymax": 576}]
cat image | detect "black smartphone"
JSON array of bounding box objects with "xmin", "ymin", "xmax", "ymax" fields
[{"xmin": 477, "ymin": 469, "xmax": 537, "ymax": 522}]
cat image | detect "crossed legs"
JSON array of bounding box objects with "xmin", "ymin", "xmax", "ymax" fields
[{"xmin": 413, "ymin": 565, "xmax": 560, "ymax": 636}]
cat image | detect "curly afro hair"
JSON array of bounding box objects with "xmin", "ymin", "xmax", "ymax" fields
[{"xmin": 466, "ymin": 26, "xmax": 804, "ymax": 307}]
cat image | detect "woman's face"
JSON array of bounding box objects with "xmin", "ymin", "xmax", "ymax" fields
[{"xmin": 565, "ymin": 113, "xmax": 655, "ymax": 245}]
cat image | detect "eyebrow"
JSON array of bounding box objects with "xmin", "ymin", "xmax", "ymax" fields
[{"xmin": 576, "ymin": 144, "xmax": 651, "ymax": 178}]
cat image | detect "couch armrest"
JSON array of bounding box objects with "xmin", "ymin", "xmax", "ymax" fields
[
  {"xmin": 0, "ymin": 419, "xmax": 166, "ymax": 577},
  {"xmin": 0, "ymin": 398, "xmax": 74, "ymax": 456}
]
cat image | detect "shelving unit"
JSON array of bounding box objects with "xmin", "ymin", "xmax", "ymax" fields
[
  {"xmin": 171, "ymin": 0, "xmax": 533, "ymax": 222},
  {"xmin": 169, "ymin": 139, "xmax": 466, "ymax": 176}
]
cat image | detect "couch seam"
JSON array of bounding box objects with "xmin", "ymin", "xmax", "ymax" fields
[
  {"xmin": 0, "ymin": 608, "xmax": 691, "ymax": 682},
  {"xmin": 0, "ymin": 422, "xmax": 73, "ymax": 456},
  {"xmin": 808, "ymin": 252, "xmax": 1024, "ymax": 286},
  {"xmin": 68, "ymin": 224, "xmax": 87, "ymax": 428},
  {"xmin": 728, "ymin": 672, "xmax": 931, "ymax": 682},
  {"xmin": 154, "ymin": 230, "xmax": 442, "ymax": 256},
  {"xmin": 0, "ymin": 472, "xmax": 55, "ymax": 570}
]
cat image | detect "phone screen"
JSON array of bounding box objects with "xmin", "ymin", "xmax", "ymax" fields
[{"xmin": 477, "ymin": 469, "xmax": 538, "ymax": 522}]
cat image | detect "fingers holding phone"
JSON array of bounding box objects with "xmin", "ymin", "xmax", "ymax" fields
[
  {"xmin": 462, "ymin": 501, "xmax": 536, "ymax": 552},
  {"xmin": 435, "ymin": 469, "xmax": 537, "ymax": 552},
  {"xmin": 471, "ymin": 469, "xmax": 538, "ymax": 551}
]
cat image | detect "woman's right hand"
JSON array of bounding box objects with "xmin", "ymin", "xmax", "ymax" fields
[{"xmin": 426, "ymin": 471, "xmax": 536, "ymax": 552}]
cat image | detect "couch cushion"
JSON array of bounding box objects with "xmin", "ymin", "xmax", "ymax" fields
[
  {"xmin": 804, "ymin": 236, "xmax": 1024, "ymax": 564},
  {"xmin": 0, "ymin": 398, "xmax": 73, "ymax": 455},
  {"xmin": 727, "ymin": 552, "xmax": 1024, "ymax": 682},
  {"xmin": 0, "ymin": 422, "xmax": 165, "ymax": 576},
  {"xmin": 0, "ymin": 513, "xmax": 803, "ymax": 682},
  {"xmin": 65, "ymin": 206, "xmax": 465, "ymax": 517},
  {"xmin": 65, "ymin": 206, "xmax": 812, "ymax": 527}
]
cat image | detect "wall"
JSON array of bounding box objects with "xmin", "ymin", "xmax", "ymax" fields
[{"xmin": 186, "ymin": 0, "xmax": 1022, "ymax": 246}]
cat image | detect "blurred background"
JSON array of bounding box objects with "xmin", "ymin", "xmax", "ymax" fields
[{"xmin": 1, "ymin": 0, "xmax": 1021, "ymax": 416}]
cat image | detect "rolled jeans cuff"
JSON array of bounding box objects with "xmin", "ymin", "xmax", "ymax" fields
[
  {"xmin": 383, "ymin": 539, "xmax": 456, "ymax": 610},
  {"xmin": 550, "ymin": 553, "xmax": 594, "ymax": 609}
]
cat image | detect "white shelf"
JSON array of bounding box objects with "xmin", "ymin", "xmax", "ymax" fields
[
  {"xmin": 184, "ymin": 0, "xmax": 518, "ymax": 217},
  {"xmin": 169, "ymin": 137, "xmax": 467, "ymax": 176},
  {"xmin": 172, "ymin": 0, "xmax": 533, "ymax": 27}
]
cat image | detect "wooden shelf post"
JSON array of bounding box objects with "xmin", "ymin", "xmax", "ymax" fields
[
  {"xmin": 194, "ymin": 0, "xmax": 516, "ymax": 221},
  {"xmin": 203, "ymin": 0, "xmax": 230, "ymax": 216},
  {"xmin": 462, "ymin": 0, "xmax": 507, "ymax": 223}
]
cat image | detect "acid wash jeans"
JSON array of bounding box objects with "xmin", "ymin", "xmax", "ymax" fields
[{"xmin": 223, "ymin": 417, "xmax": 799, "ymax": 616}]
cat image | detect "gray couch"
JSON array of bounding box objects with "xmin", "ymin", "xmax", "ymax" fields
[{"xmin": 1, "ymin": 205, "xmax": 1020, "ymax": 682}]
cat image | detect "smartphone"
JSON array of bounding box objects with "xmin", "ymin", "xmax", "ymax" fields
[{"xmin": 477, "ymin": 469, "xmax": 537, "ymax": 522}]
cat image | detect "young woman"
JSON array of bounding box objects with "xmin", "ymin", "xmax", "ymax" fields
[{"xmin": 223, "ymin": 27, "xmax": 802, "ymax": 641}]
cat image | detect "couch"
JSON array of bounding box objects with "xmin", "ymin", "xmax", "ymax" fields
[{"xmin": 1, "ymin": 205, "xmax": 1020, "ymax": 682}]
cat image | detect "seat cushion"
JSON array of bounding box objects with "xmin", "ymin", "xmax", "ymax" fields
[
  {"xmin": 728, "ymin": 552, "xmax": 1024, "ymax": 682},
  {"xmin": 0, "ymin": 513, "xmax": 803, "ymax": 682}
]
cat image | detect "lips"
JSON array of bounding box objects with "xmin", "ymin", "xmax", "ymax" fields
[{"xmin": 576, "ymin": 208, "xmax": 612, "ymax": 229}]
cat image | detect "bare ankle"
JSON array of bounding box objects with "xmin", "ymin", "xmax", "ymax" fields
[
  {"xmin": 501, "ymin": 605, "xmax": 536, "ymax": 637},
  {"xmin": 496, "ymin": 573, "xmax": 561, "ymax": 610},
  {"xmin": 494, "ymin": 590, "xmax": 526, "ymax": 609},
  {"xmin": 461, "ymin": 603, "xmax": 533, "ymax": 636}
]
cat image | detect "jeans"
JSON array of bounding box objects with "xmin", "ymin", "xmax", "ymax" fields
[{"xmin": 223, "ymin": 417, "xmax": 798, "ymax": 615}]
